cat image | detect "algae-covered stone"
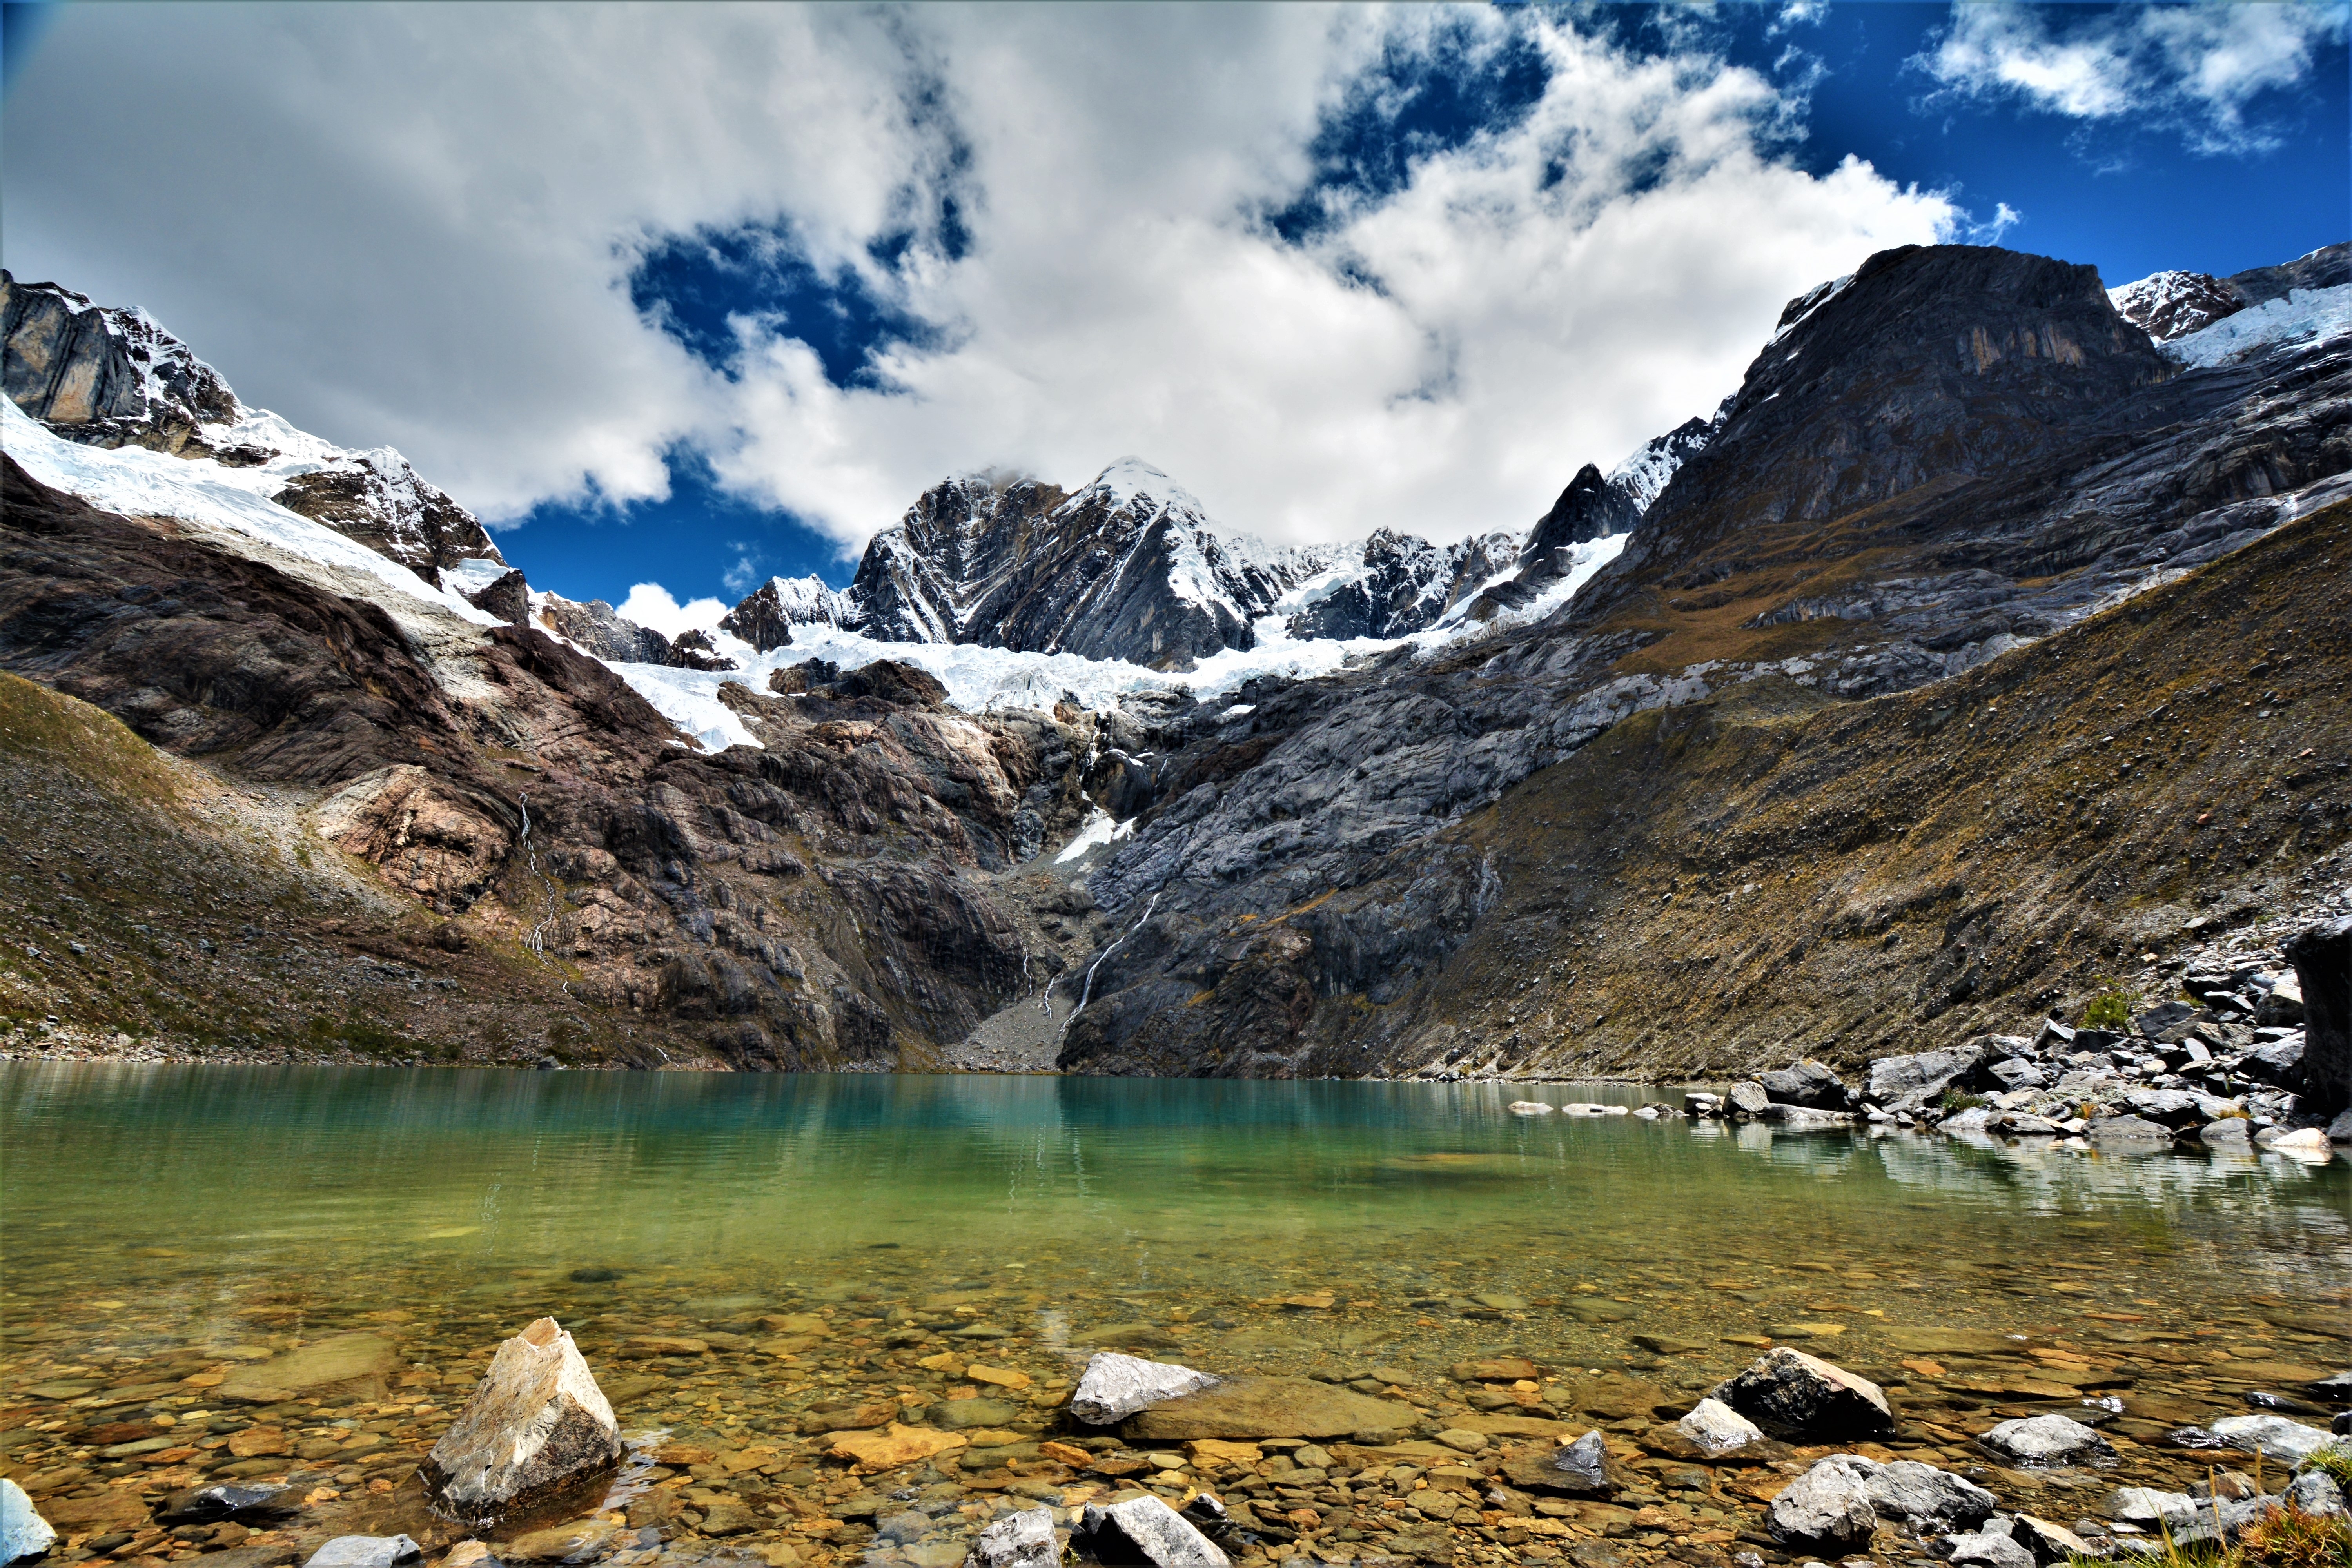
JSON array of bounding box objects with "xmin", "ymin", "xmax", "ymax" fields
[
  {"xmin": 217, "ymin": 1333, "xmax": 396, "ymax": 1405},
  {"xmin": 422, "ymin": 1317, "xmax": 622, "ymax": 1530},
  {"xmin": 1122, "ymin": 1376, "xmax": 1414, "ymax": 1440}
]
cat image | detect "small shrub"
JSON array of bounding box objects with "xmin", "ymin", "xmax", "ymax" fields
[
  {"xmin": 1940, "ymin": 1089, "xmax": 1989, "ymax": 1113},
  {"xmin": 2304, "ymin": 1445, "xmax": 2352, "ymax": 1491},
  {"xmin": 2240, "ymin": 1502, "xmax": 2352, "ymax": 1568},
  {"xmin": 2083, "ymin": 985, "xmax": 2136, "ymax": 1031}
]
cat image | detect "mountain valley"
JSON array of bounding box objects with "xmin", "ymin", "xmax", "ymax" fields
[{"xmin": 2, "ymin": 244, "xmax": 2348, "ymax": 1092}]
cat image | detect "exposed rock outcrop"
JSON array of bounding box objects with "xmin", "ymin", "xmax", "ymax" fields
[
  {"xmin": 2285, "ymin": 914, "xmax": 2350, "ymax": 1114},
  {"xmin": 1, "ymin": 272, "xmax": 236, "ymax": 454},
  {"xmin": 718, "ymin": 573, "xmax": 850, "ymax": 651}
]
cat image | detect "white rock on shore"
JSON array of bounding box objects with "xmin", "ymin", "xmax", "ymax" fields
[{"xmin": 422, "ymin": 1316, "xmax": 622, "ymax": 1528}]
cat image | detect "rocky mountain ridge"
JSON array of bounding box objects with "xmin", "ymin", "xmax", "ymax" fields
[{"xmin": 3, "ymin": 239, "xmax": 2347, "ymax": 1083}]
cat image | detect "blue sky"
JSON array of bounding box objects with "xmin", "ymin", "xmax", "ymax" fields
[{"xmin": 5, "ymin": 3, "xmax": 2345, "ymax": 617}]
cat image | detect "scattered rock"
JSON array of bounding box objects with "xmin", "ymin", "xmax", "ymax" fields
[
  {"xmin": 2106, "ymin": 1488, "xmax": 2196, "ymax": 1525},
  {"xmin": 1937, "ymin": 1525, "xmax": 2036, "ymax": 1568},
  {"xmin": 2209, "ymin": 1413, "xmax": 2341, "ymax": 1462},
  {"xmin": 1980, "ymin": 1414, "xmax": 2117, "ymax": 1466},
  {"xmin": 1508, "ymin": 1101, "xmax": 1557, "ymax": 1116},
  {"xmin": 2287, "ymin": 1470, "xmax": 2347, "ymax": 1517},
  {"xmin": 1761, "ymin": 1059, "xmax": 1850, "ymax": 1110},
  {"xmin": 1676, "ymin": 1398, "xmax": 1763, "ymax": 1454},
  {"xmin": 155, "ymin": 1485, "xmax": 297, "ymax": 1525},
  {"xmin": 421, "ymin": 1316, "xmax": 622, "ymax": 1530},
  {"xmin": 965, "ymin": 1507, "xmax": 1059, "ymax": 1568},
  {"xmin": 2084, "ymin": 1117, "xmax": 2174, "ymax": 1144},
  {"xmin": 499, "ymin": 1519, "xmax": 621, "ymax": 1562},
  {"xmin": 2007, "ymin": 1514, "xmax": 2101, "ymax": 1565},
  {"xmin": 1866, "ymin": 1045, "xmax": 1988, "ymax": 1111},
  {"xmin": 1767, "ymin": 1456, "xmax": 1878, "ymax": 1551},
  {"xmin": 1074, "ymin": 1494, "xmax": 1230, "ymax": 1568},
  {"xmin": 1, "ymin": 1478, "xmax": 56, "ymax": 1567},
  {"xmin": 1501, "ymin": 1432, "xmax": 1617, "ymax": 1496},
  {"xmin": 1864, "ymin": 1461, "xmax": 2000, "ymax": 1534},
  {"xmin": 1726, "ymin": 1082, "xmax": 1772, "ymax": 1117},
  {"xmin": 831, "ymin": 1423, "xmax": 967, "ymax": 1471},
  {"xmin": 1070, "ymin": 1352, "xmax": 1218, "ymax": 1425},
  {"xmin": 301, "ymin": 1539, "xmax": 422, "ymax": 1568},
  {"xmin": 1708, "ymin": 1347, "xmax": 1894, "ymax": 1441}
]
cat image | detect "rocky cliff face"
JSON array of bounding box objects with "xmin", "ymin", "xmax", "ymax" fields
[
  {"xmin": 2109, "ymin": 241, "xmax": 2351, "ymax": 342},
  {"xmin": 0, "ymin": 455, "xmax": 1114, "ymax": 1069},
  {"xmin": 717, "ymin": 574, "xmax": 852, "ymax": 651},
  {"xmin": 1, "ymin": 272, "xmax": 506, "ymax": 585},
  {"xmin": 1057, "ymin": 241, "xmax": 2352, "ymax": 1079},
  {"xmin": 1285, "ymin": 529, "xmax": 1516, "ymax": 641}
]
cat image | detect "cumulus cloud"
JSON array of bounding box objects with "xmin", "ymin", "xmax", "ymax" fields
[
  {"xmin": 616, "ymin": 583, "xmax": 730, "ymax": 637},
  {"xmin": 5, "ymin": 3, "xmax": 1955, "ymax": 559},
  {"xmin": 1917, "ymin": 1, "xmax": 2349, "ymax": 154}
]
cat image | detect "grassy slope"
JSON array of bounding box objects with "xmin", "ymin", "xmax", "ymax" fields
[
  {"xmin": 1348, "ymin": 499, "xmax": 2352, "ymax": 1077},
  {"xmin": 0, "ymin": 671, "xmax": 709, "ymax": 1066}
]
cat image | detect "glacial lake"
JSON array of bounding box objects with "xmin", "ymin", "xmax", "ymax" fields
[{"xmin": 5, "ymin": 1064, "xmax": 2348, "ymax": 1564}]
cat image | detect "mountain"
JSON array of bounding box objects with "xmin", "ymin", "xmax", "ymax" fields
[
  {"xmin": 4, "ymin": 239, "xmax": 2346, "ymax": 1082},
  {"xmin": 2, "ymin": 271, "xmax": 506, "ymax": 585},
  {"xmin": 2109, "ymin": 241, "xmax": 2350, "ymax": 341},
  {"xmin": 1056, "ymin": 241, "xmax": 2352, "ymax": 1079}
]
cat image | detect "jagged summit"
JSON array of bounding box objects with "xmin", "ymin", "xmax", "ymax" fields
[{"xmin": 0, "ymin": 270, "xmax": 504, "ymax": 586}]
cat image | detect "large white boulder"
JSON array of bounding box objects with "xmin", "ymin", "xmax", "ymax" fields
[
  {"xmin": 1069, "ymin": 1351, "xmax": 1217, "ymax": 1426},
  {"xmin": 422, "ymin": 1316, "xmax": 622, "ymax": 1529},
  {"xmin": 2, "ymin": 1479, "xmax": 56, "ymax": 1567}
]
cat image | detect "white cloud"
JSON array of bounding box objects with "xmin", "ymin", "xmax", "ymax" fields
[
  {"xmin": 616, "ymin": 582, "xmax": 730, "ymax": 637},
  {"xmin": 4, "ymin": 3, "xmax": 1956, "ymax": 568},
  {"xmin": 1918, "ymin": 1, "xmax": 2348, "ymax": 153}
]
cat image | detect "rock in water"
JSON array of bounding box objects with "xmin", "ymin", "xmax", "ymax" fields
[
  {"xmin": 1760, "ymin": 1058, "xmax": 1849, "ymax": 1110},
  {"xmin": 1978, "ymin": 1414, "xmax": 2116, "ymax": 1466},
  {"xmin": 423, "ymin": 1317, "xmax": 622, "ymax": 1529},
  {"xmin": 1940, "ymin": 1526, "xmax": 2037, "ymax": 1568},
  {"xmin": 2209, "ymin": 1413, "xmax": 2341, "ymax": 1462},
  {"xmin": 1677, "ymin": 1398, "xmax": 1763, "ymax": 1453},
  {"xmin": 302, "ymin": 1539, "xmax": 422, "ymax": 1568},
  {"xmin": 1069, "ymin": 1352, "xmax": 1217, "ymax": 1425},
  {"xmin": 1075, "ymin": 1495, "xmax": 1230, "ymax": 1568},
  {"xmin": 1501, "ymin": 1431, "xmax": 1618, "ymax": 1496},
  {"xmin": 963, "ymin": 1507, "xmax": 1058, "ymax": 1568},
  {"xmin": 1708, "ymin": 1347, "xmax": 1894, "ymax": 1441},
  {"xmin": 1122, "ymin": 1376, "xmax": 1408, "ymax": 1440},
  {"xmin": 1862, "ymin": 1461, "xmax": 1998, "ymax": 1532},
  {"xmin": 2, "ymin": 1478, "xmax": 56, "ymax": 1566},
  {"xmin": 1768, "ymin": 1456, "xmax": 1878, "ymax": 1550}
]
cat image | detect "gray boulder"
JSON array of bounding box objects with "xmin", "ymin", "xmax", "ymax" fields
[
  {"xmin": 2201, "ymin": 1119, "xmax": 2255, "ymax": 1149},
  {"xmin": 2286, "ymin": 914, "xmax": 2350, "ymax": 1114},
  {"xmin": 1864, "ymin": 1461, "xmax": 1999, "ymax": 1534},
  {"xmin": 1726, "ymin": 1081, "xmax": 1772, "ymax": 1116},
  {"xmin": 2007, "ymin": 1514, "xmax": 2102, "ymax": 1564},
  {"xmin": 1988, "ymin": 1059, "xmax": 2048, "ymax": 1092},
  {"xmin": 1979, "ymin": 1414, "xmax": 2115, "ymax": 1467},
  {"xmin": 2106, "ymin": 1488, "xmax": 2196, "ymax": 1526},
  {"xmin": 1768, "ymin": 1456, "xmax": 1878, "ymax": 1550},
  {"xmin": 421, "ymin": 1316, "xmax": 622, "ymax": 1530},
  {"xmin": 1938, "ymin": 1526, "xmax": 2036, "ymax": 1568},
  {"xmin": 2084, "ymin": 1116, "xmax": 2174, "ymax": 1144},
  {"xmin": 1676, "ymin": 1397, "xmax": 1763, "ymax": 1454},
  {"xmin": 964, "ymin": 1507, "xmax": 1059, "ymax": 1568},
  {"xmin": 1710, "ymin": 1347, "xmax": 1894, "ymax": 1441},
  {"xmin": 1866, "ymin": 1045, "xmax": 1989, "ymax": 1111},
  {"xmin": 303, "ymin": 1540, "xmax": 422, "ymax": 1568},
  {"xmin": 1500, "ymin": 1431, "xmax": 1617, "ymax": 1497},
  {"xmin": 2287, "ymin": 1469, "xmax": 2346, "ymax": 1517},
  {"xmin": 1761, "ymin": 1059, "xmax": 1850, "ymax": 1110},
  {"xmin": 2, "ymin": 1479, "xmax": 55, "ymax": 1567},
  {"xmin": 1075, "ymin": 1495, "xmax": 1230, "ymax": 1568},
  {"xmin": 1069, "ymin": 1352, "xmax": 1217, "ymax": 1425},
  {"xmin": 2210, "ymin": 1414, "xmax": 2340, "ymax": 1462}
]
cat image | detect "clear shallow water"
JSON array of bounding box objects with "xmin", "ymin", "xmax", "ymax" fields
[
  {"xmin": 5, "ymin": 1064, "xmax": 2346, "ymax": 1377},
  {"xmin": 5, "ymin": 1064, "xmax": 2350, "ymax": 1568}
]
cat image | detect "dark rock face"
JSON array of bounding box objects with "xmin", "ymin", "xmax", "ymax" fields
[
  {"xmin": 0, "ymin": 457, "xmax": 1100, "ymax": 1068},
  {"xmin": 1, "ymin": 271, "xmax": 237, "ymax": 454},
  {"xmin": 2226, "ymin": 241, "xmax": 2351, "ymax": 308},
  {"xmin": 1285, "ymin": 528, "xmax": 1515, "ymax": 641},
  {"xmin": 2, "ymin": 271, "xmax": 508, "ymax": 584},
  {"xmin": 271, "ymin": 463, "xmax": 501, "ymax": 586},
  {"xmin": 717, "ymin": 574, "xmax": 847, "ymax": 652},
  {"xmin": 2285, "ymin": 914, "xmax": 2350, "ymax": 1114},
  {"xmin": 848, "ymin": 463, "xmax": 1340, "ymax": 670},
  {"xmin": 1529, "ymin": 465, "xmax": 1640, "ymax": 552},
  {"xmin": 1058, "ymin": 243, "xmax": 2352, "ymax": 1081},
  {"xmin": 530, "ymin": 594, "xmax": 733, "ymax": 670},
  {"xmin": 468, "ymin": 568, "xmax": 532, "ymax": 627},
  {"xmin": 1595, "ymin": 245, "xmax": 2176, "ymax": 605}
]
